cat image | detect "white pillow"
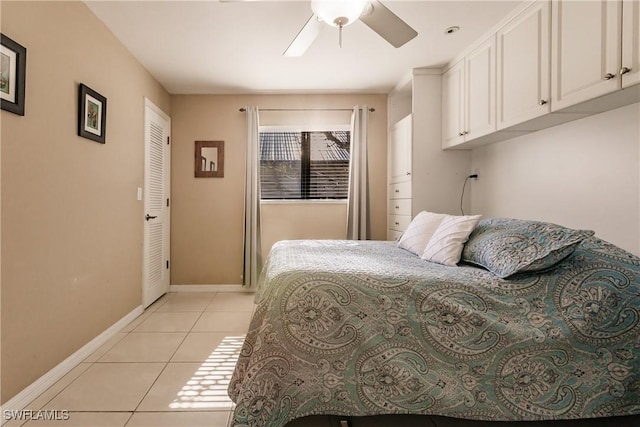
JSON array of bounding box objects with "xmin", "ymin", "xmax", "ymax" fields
[
  {"xmin": 397, "ymin": 211, "xmax": 446, "ymax": 256},
  {"xmin": 421, "ymin": 214, "xmax": 482, "ymax": 266}
]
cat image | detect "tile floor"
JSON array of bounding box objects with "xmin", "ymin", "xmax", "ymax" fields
[
  {"xmin": 5, "ymin": 291, "xmax": 640, "ymax": 427},
  {"xmin": 4, "ymin": 292, "xmax": 254, "ymax": 427}
]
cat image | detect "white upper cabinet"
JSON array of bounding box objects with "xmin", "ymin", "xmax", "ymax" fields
[
  {"xmin": 622, "ymin": 0, "xmax": 640, "ymax": 88},
  {"xmin": 442, "ymin": 60, "xmax": 465, "ymax": 148},
  {"xmin": 551, "ymin": 0, "xmax": 622, "ymax": 111},
  {"xmin": 441, "ymin": 0, "xmax": 638, "ymax": 150},
  {"xmin": 389, "ymin": 114, "xmax": 412, "ymax": 184},
  {"xmin": 442, "ymin": 36, "xmax": 496, "ymax": 148},
  {"xmin": 466, "ymin": 36, "xmax": 497, "ymax": 140},
  {"xmin": 497, "ymin": 1, "xmax": 551, "ymax": 129}
]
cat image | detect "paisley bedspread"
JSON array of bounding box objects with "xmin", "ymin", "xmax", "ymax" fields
[{"xmin": 228, "ymin": 238, "xmax": 640, "ymax": 427}]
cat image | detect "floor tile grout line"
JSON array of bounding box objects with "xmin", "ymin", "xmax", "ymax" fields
[
  {"xmin": 188, "ymin": 305, "xmax": 210, "ymax": 334},
  {"xmin": 128, "ymin": 301, "xmax": 205, "ymax": 414},
  {"xmin": 94, "ymin": 331, "xmax": 190, "ymax": 365},
  {"xmin": 130, "ymin": 357, "xmax": 171, "ymax": 414},
  {"xmin": 165, "ymin": 312, "xmax": 205, "ymax": 363},
  {"xmin": 24, "ymin": 360, "xmax": 96, "ymax": 413},
  {"xmin": 92, "ymin": 330, "xmax": 135, "ymax": 364},
  {"xmin": 129, "ymin": 300, "xmax": 212, "ymax": 415},
  {"xmin": 167, "ymin": 332, "xmax": 191, "ymax": 363},
  {"xmin": 98, "ymin": 294, "xmax": 186, "ymax": 415},
  {"xmin": 121, "ymin": 411, "xmax": 134, "ymax": 427}
]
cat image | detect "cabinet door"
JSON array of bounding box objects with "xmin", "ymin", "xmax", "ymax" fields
[
  {"xmin": 551, "ymin": 0, "xmax": 622, "ymax": 111},
  {"xmin": 465, "ymin": 35, "xmax": 497, "ymax": 140},
  {"xmin": 497, "ymin": 0, "xmax": 550, "ymax": 129},
  {"xmin": 442, "ymin": 59, "xmax": 465, "ymax": 148},
  {"xmin": 389, "ymin": 114, "xmax": 412, "ymax": 184},
  {"xmin": 622, "ymin": 0, "xmax": 639, "ymax": 88}
]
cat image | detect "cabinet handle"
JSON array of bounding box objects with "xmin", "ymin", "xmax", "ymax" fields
[
  {"xmin": 604, "ymin": 73, "xmax": 616, "ymax": 80},
  {"xmin": 406, "ymin": 172, "xmax": 411, "ymax": 176},
  {"xmin": 395, "ymin": 206, "xmax": 400, "ymax": 209},
  {"xmin": 539, "ymin": 100, "xmax": 548, "ymax": 105},
  {"xmin": 458, "ymin": 131, "xmax": 469, "ymax": 136},
  {"xmin": 395, "ymin": 189, "xmax": 400, "ymax": 193},
  {"xmin": 620, "ymin": 67, "xmax": 632, "ymax": 75},
  {"xmin": 395, "ymin": 222, "xmax": 400, "ymax": 226}
]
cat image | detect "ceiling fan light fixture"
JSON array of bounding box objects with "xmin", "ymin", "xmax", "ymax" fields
[{"xmin": 311, "ymin": 0, "xmax": 368, "ymax": 28}]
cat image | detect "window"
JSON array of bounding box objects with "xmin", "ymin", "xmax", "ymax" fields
[{"xmin": 260, "ymin": 129, "xmax": 350, "ymax": 200}]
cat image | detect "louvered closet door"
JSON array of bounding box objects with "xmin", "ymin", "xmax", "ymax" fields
[{"xmin": 143, "ymin": 99, "xmax": 171, "ymax": 308}]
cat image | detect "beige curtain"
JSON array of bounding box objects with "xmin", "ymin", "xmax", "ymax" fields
[
  {"xmin": 243, "ymin": 106, "xmax": 262, "ymax": 287},
  {"xmin": 346, "ymin": 105, "xmax": 370, "ymax": 240}
]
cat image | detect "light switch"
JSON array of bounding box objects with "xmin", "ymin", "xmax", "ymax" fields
[{"xmin": 137, "ymin": 187, "xmax": 143, "ymax": 201}]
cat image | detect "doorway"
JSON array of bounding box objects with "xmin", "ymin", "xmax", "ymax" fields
[{"xmin": 143, "ymin": 98, "xmax": 171, "ymax": 307}]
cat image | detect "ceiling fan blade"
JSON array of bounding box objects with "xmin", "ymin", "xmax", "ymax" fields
[
  {"xmin": 359, "ymin": 0, "xmax": 418, "ymax": 48},
  {"xmin": 284, "ymin": 15, "xmax": 324, "ymax": 57}
]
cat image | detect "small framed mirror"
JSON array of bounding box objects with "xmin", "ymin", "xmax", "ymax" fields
[{"xmin": 195, "ymin": 140, "xmax": 224, "ymax": 178}]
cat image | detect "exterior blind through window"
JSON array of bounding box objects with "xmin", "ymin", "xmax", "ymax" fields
[{"xmin": 260, "ymin": 131, "xmax": 350, "ymax": 200}]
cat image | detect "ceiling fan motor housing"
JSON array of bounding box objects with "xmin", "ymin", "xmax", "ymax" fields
[{"xmin": 311, "ymin": 0, "xmax": 368, "ymax": 27}]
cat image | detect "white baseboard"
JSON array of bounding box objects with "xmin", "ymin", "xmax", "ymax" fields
[
  {"xmin": 0, "ymin": 305, "xmax": 144, "ymax": 425},
  {"xmin": 170, "ymin": 284, "xmax": 254, "ymax": 293}
]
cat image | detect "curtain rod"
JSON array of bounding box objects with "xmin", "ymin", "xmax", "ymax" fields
[{"xmin": 239, "ymin": 107, "xmax": 375, "ymax": 112}]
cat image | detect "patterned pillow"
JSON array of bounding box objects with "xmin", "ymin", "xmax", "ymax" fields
[
  {"xmin": 421, "ymin": 214, "xmax": 482, "ymax": 266},
  {"xmin": 397, "ymin": 211, "xmax": 446, "ymax": 256},
  {"xmin": 461, "ymin": 217, "xmax": 595, "ymax": 278}
]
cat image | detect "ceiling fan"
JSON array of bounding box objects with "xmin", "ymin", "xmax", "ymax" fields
[{"xmin": 284, "ymin": 0, "xmax": 418, "ymax": 57}]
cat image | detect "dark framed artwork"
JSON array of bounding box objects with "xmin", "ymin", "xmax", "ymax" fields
[
  {"xmin": 195, "ymin": 141, "xmax": 224, "ymax": 178},
  {"xmin": 78, "ymin": 83, "xmax": 107, "ymax": 143},
  {"xmin": 1, "ymin": 33, "xmax": 27, "ymax": 116}
]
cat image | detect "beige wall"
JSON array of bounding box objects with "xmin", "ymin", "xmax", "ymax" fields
[
  {"xmin": 170, "ymin": 94, "xmax": 387, "ymax": 285},
  {"xmin": 471, "ymin": 102, "xmax": 640, "ymax": 255},
  {"xmin": 1, "ymin": 1, "xmax": 170, "ymax": 403},
  {"xmin": 261, "ymin": 202, "xmax": 348, "ymax": 257}
]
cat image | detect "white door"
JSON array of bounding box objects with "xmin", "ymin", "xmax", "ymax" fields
[{"xmin": 143, "ymin": 98, "xmax": 171, "ymax": 308}]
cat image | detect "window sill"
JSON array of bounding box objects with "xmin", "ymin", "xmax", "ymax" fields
[{"xmin": 260, "ymin": 199, "xmax": 347, "ymax": 205}]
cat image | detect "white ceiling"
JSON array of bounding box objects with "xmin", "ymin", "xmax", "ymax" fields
[{"xmin": 85, "ymin": 0, "xmax": 523, "ymax": 95}]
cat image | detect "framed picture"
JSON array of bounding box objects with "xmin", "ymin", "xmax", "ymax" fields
[
  {"xmin": 78, "ymin": 83, "xmax": 107, "ymax": 143},
  {"xmin": 1, "ymin": 33, "xmax": 27, "ymax": 116},
  {"xmin": 195, "ymin": 141, "xmax": 224, "ymax": 178}
]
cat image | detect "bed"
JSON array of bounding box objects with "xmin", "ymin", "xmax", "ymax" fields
[{"xmin": 228, "ymin": 217, "xmax": 640, "ymax": 427}]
